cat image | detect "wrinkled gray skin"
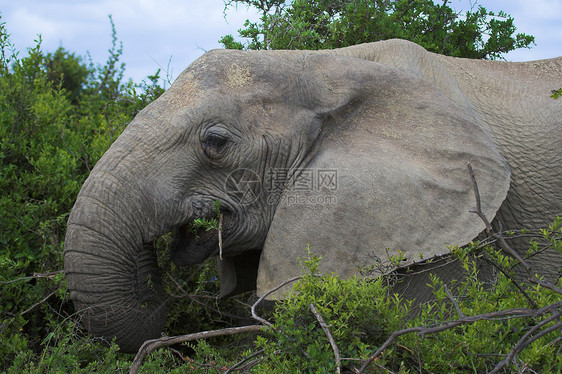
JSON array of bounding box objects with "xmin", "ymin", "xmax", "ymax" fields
[{"xmin": 64, "ymin": 40, "xmax": 562, "ymax": 353}]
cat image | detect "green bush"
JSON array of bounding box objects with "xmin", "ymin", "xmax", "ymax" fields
[
  {"xmin": 172, "ymin": 220, "xmax": 560, "ymax": 373},
  {"xmin": 232, "ymin": 235, "xmax": 560, "ymax": 373},
  {"xmin": 399, "ymin": 244, "xmax": 561, "ymax": 372},
  {"xmin": 252, "ymin": 250, "xmax": 408, "ymax": 372},
  {"xmin": 221, "ymin": 0, "xmax": 535, "ymax": 59},
  {"xmin": 0, "ymin": 15, "xmax": 165, "ymax": 371}
]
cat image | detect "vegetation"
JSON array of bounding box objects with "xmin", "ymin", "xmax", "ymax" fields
[
  {"xmin": 220, "ymin": 0, "xmax": 535, "ymax": 59},
  {"xmin": 129, "ymin": 230, "xmax": 562, "ymax": 374},
  {"xmin": 245, "ymin": 240, "xmax": 562, "ymax": 373},
  {"xmin": 1, "ymin": 8, "xmax": 560, "ymax": 374},
  {"xmin": 188, "ymin": 200, "xmax": 222, "ymax": 237},
  {"xmin": 0, "ymin": 14, "xmax": 166, "ymax": 371}
]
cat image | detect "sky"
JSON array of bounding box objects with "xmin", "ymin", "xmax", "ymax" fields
[{"xmin": 1, "ymin": 0, "xmax": 561, "ymax": 85}]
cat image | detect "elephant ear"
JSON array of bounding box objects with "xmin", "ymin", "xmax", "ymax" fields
[{"xmin": 256, "ymin": 53, "xmax": 511, "ymax": 298}]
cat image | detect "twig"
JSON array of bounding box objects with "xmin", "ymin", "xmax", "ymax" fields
[
  {"xmin": 310, "ymin": 303, "xmax": 342, "ymax": 373},
  {"xmin": 384, "ymin": 252, "xmax": 459, "ymax": 279},
  {"xmin": 166, "ymin": 273, "xmax": 247, "ymax": 321},
  {"xmin": 467, "ymin": 162, "xmax": 490, "ymax": 230},
  {"xmin": 168, "ymin": 346, "xmax": 227, "ymax": 370},
  {"xmin": 467, "ymin": 162, "xmax": 530, "ymax": 272},
  {"xmin": 61, "ymin": 125, "xmax": 90, "ymax": 171},
  {"xmin": 357, "ymin": 301, "xmax": 562, "ymax": 373},
  {"xmin": 2, "ymin": 270, "xmax": 64, "ymax": 285},
  {"xmin": 466, "ymin": 163, "xmax": 562, "ymax": 297},
  {"xmin": 444, "ymin": 285, "xmax": 465, "ymax": 318},
  {"xmin": 251, "ymin": 276, "xmax": 303, "ymax": 328},
  {"xmin": 218, "ymin": 213, "xmax": 223, "ymax": 260},
  {"xmin": 490, "ymin": 313, "xmax": 562, "ymax": 374},
  {"xmin": 529, "ymin": 277, "xmax": 562, "ymax": 295},
  {"xmin": 225, "ymin": 348, "xmax": 266, "ymax": 373},
  {"xmin": 480, "ymin": 255, "xmax": 539, "ymax": 309},
  {"xmin": 129, "ymin": 325, "xmax": 264, "ymax": 374},
  {"xmin": 20, "ymin": 288, "xmax": 58, "ymax": 315}
]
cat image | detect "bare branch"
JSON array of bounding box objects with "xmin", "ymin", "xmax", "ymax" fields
[
  {"xmin": 358, "ymin": 301, "xmax": 562, "ymax": 373},
  {"xmin": 467, "ymin": 162, "xmax": 491, "ymax": 228},
  {"xmin": 310, "ymin": 303, "xmax": 342, "ymax": 373},
  {"xmin": 2, "ymin": 270, "xmax": 64, "ymax": 285},
  {"xmin": 225, "ymin": 348, "xmax": 266, "ymax": 373},
  {"xmin": 444, "ymin": 284, "xmax": 465, "ymax": 318},
  {"xmin": 166, "ymin": 273, "xmax": 247, "ymax": 321},
  {"xmin": 480, "ymin": 255, "xmax": 539, "ymax": 308},
  {"xmin": 490, "ymin": 313, "xmax": 562, "ymax": 374},
  {"xmin": 20, "ymin": 288, "xmax": 59, "ymax": 316},
  {"xmin": 467, "ymin": 162, "xmax": 531, "ymax": 272},
  {"xmin": 251, "ymin": 275, "xmax": 303, "ymax": 327},
  {"xmin": 219, "ymin": 213, "xmax": 224, "ymax": 260},
  {"xmin": 129, "ymin": 325, "xmax": 264, "ymax": 374},
  {"xmin": 168, "ymin": 346, "xmax": 227, "ymax": 370},
  {"xmin": 466, "ymin": 162, "xmax": 561, "ymax": 301}
]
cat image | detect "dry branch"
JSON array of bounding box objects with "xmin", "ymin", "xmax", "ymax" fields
[
  {"xmin": 129, "ymin": 325, "xmax": 263, "ymax": 374},
  {"xmin": 251, "ymin": 275, "xmax": 303, "ymax": 327},
  {"xmin": 467, "ymin": 162, "xmax": 560, "ymax": 289},
  {"xmin": 467, "ymin": 162, "xmax": 530, "ymax": 272},
  {"xmin": 310, "ymin": 303, "xmax": 342, "ymax": 373},
  {"xmin": 20, "ymin": 288, "xmax": 59, "ymax": 316},
  {"xmin": 225, "ymin": 348, "xmax": 266, "ymax": 373},
  {"xmin": 2, "ymin": 270, "xmax": 64, "ymax": 285},
  {"xmin": 358, "ymin": 301, "xmax": 562, "ymax": 373},
  {"xmin": 489, "ymin": 311, "xmax": 562, "ymax": 373},
  {"xmin": 130, "ymin": 276, "xmax": 307, "ymax": 372},
  {"xmin": 218, "ymin": 213, "xmax": 223, "ymax": 260},
  {"xmin": 166, "ymin": 273, "xmax": 247, "ymax": 321},
  {"xmin": 444, "ymin": 284, "xmax": 464, "ymax": 318},
  {"xmin": 479, "ymin": 254, "xmax": 539, "ymax": 309}
]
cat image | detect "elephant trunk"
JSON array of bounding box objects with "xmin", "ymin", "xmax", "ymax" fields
[{"xmin": 64, "ymin": 159, "xmax": 170, "ymax": 353}]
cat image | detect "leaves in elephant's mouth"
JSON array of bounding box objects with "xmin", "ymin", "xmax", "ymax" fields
[
  {"xmin": 188, "ymin": 200, "xmax": 222, "ymax": 235},
  {"xmin": 188, "ymin": 217, "xmax": 218, "ymax": 235},
  {"xmin": 187, "ymin": 200, "xmax": 224, "ymax": 259}
]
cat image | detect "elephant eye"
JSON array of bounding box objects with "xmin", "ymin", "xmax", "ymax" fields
[{"xmin": 202, "ymin": 133, "xmax": 229, "ymax": 159}]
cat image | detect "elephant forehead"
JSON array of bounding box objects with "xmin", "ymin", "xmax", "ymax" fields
[
  {"xmin": 224, "ymin": 63, "xmax": 253, "ymax": 89},
  {"xmin": 162, "ymin": 71, "xmax": 204, "ymax": 107},
  {"xmin": 182, "ymin": 50, "xmax": 305, "ymax": 93}
]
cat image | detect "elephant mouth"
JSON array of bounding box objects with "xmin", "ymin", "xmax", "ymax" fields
[{"xmin": 171, "ymin": 210, "xmax": 234, "ymax": 266}]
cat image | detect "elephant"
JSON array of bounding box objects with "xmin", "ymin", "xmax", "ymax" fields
[{"xmin": 64, "ymin": 39, "xmax": 562, "ymax": 353}]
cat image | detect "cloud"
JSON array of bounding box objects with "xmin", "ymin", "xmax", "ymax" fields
[{"xmin": 1, "ymin": 0, "xmax": 258, "ymax": 82}]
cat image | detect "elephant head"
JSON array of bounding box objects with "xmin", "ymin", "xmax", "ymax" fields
[{"xmin": 64, "ymin": 39, "xmax": 562, "ymax": 353}]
